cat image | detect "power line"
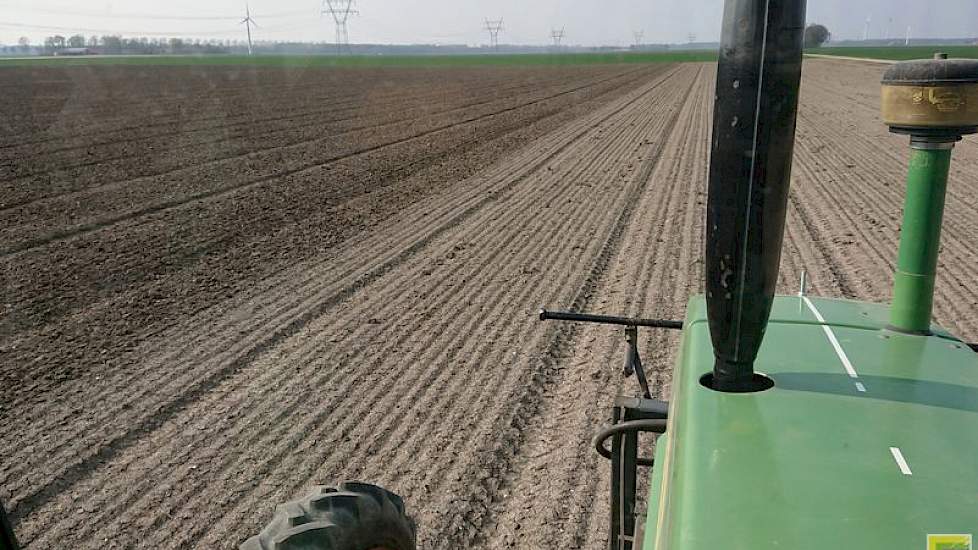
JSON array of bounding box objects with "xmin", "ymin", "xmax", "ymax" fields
[
  {"xmin": 0, "ymin": 21, "xmax": 244, "ymax": 37},
  {"xmin": 237, "ymin": 21, "xmax": 322, "ymax": 34},
  {"xmin": 0, "ymin": 18, "xmax": 327, "ymax": 43},
  {"xmin": 485, "ymin": 18, "xmax": 503, "ymax": 50},
  {"xmin": 322, "ymin": 0, "xmax": 358, "ymax": 54},
  {"xmin": 8, "ymin": 5, "xmax": 309, "ymax": 21},
  {"xmin": 633, "ymin": 30, "xmax": 644, "ymax": 47}
]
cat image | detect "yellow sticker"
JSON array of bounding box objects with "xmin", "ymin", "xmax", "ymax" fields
[{"xmin": 928, "ymin": 534, "xmax": 973, "ymax": 550}]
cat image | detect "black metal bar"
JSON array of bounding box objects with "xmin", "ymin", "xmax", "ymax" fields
[
  {"xmin": 539, "ymin": 309, "xmax": 683, "ymax": 330},
  {"xmin": 625, "ymin": 326, "xmax": 652, "ymax": 399},
  {"xmin": 609, "ymin": 404, "xmax": 624, "ymax": 550},
  {"xmin": 618, "ymin": 424, "xmax": 640, "ymax": 550},
  {"xmin": 604, "ymin": 398, "xmax": 669, "ymax": 550},
  {"xmin": 594, "ymin": 420, "xmax": 665, "ymax": 465},
  {"xmin": 615, "ymin": 396, "xmax": 669, "ymax": 417},
  {"xmin": 0, "ymin": 499, "xmax": 19, "ymax": 550}
]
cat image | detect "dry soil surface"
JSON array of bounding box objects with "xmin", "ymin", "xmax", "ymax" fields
[{"xmin": 2, "ymin": 58, "xmax": 978, "ymax": 549}]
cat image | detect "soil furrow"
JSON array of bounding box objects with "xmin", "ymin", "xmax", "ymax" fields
[
  {"xmin": 475, "ymin": 65, "xmax": 708, "ymax": 550},
  {"xmin": 2, "ymin": 67, "xmax": 679, "ymax": 529},
  {"xmin": 0, "ymin": 66, "xmax": 611, "ymax": 151},
  {"xmin": 0, "ymin": 69, "xmax": 573, "ymax": 166},
  {"xmin": 0, "ymin": 67, "xmax": 643, "ymax": 203},
  {"xmin": 6, "ymin": 57, "xmax": 978, "ymax": 550},
  {"xmin": 0, "ymin": 65, "xmax": 664, "ymax": 384},
  {"xmin": 11, "ymin": 66, "xmax": 692, "ymax": 550},
  {"xmin": 0, "ymin": 67, "xmax": 652, "ymax": 256},
  {"xmin": 0, "ymin": 69, "xmax": 671, "ymax": 475}
]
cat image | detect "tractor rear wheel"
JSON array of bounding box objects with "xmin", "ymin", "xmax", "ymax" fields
[{"xmin": 240, "ymin": 481, "xmax": 416, "ymax": 550}]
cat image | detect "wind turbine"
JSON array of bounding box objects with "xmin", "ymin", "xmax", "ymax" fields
[{"xmin": 241, "ymin": 3, "xmax": 259, "ymax": 55}]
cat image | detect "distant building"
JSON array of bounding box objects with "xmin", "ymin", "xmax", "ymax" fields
[{"xmin": 55, "ymin": 48, "xmax": 97, "ymax": 56}]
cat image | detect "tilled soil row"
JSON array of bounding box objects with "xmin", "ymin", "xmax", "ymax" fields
[
  {"xmin": 0, "ymin": 71, "xmax": 559, "ymax": 191},
  {"xmin": 476, "ymin": 64, "xmax": 712, "ymax": 550},
  {"xmin": 0, "ymin": 67, "xmax": 521, "ymax": 150},
  {"xmin": 5, "ymin": 58, "xmax": 978, "ymax": 550},
  {"xmin": 0, "ymin": 65, "xmax": 664, "ymax": 367},
  {"xmin": 4, "ymin": 65, "xmax": 696, "ymax": 548},
  {"xmin": 0, "ymin": 73, "xmax": 536, "ymax": 183},
  {"xmin": 0, "ymin": 63, "xmax": 672, "ymax": 512},
  {"xmin": 0, "ymin": 66, "xmax": 605, "ymax": 148},
  {"xmin": 472, "ymin": 59, "xmax": 978, "ymax": 550},
  {"xmin": 0, "ymin": 66, "xmax": 628, "ymax": 185},
  {"xmin": 0, "ymin": 66, "xmax": 651, "ymax": 248}
]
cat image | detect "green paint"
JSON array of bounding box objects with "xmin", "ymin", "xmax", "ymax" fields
[
  {"xmin": 0, "ymin": 50, "xmax": 717, "ymax": 68},
  {"xmin": 807, "ymin": 46, "xmax": 978, "ymax": 61},
  {"xmin": 890, "ymin": 147, "xmax": 952, "ymax": 333},
  {"xmin": 644, "ymin": 295, "xmax": 978, "ymax": 549}
]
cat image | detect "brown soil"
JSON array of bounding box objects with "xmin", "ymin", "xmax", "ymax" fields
[{"xmin": 2, "ymin": 58, "xmax": 977, "ymax": 549}]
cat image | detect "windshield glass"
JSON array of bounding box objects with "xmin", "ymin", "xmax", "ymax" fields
[{"xmin": 1, "ymin": 1, "xmax": 976, "ymax": 549}]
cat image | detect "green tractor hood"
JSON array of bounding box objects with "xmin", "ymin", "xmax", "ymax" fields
[{"xmin": 643, "ymin": 295, "xmax": 978, "ymax": 549}]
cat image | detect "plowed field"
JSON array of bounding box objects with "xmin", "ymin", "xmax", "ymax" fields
[{"xmin": 2, "ymin": 58, "xmax": 977, "ymax": 549}]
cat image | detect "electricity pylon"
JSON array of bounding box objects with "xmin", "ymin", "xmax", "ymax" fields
[
  {"xmin": 551, "ymin": 27, "xmax": 565, "ymax": 49},
  {"xmin": 485, "ymin": 18, "xmax": 504, "ymax": 51},
  {"xmin": 323, "ymin": 0, "xmax": 358, "ymax": 54},
  {"xmin": 633, "ymin": 30, "xmax": 644, "ymax": 48}
]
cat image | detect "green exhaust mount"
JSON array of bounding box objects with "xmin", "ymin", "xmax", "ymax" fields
[{"xmin": 883, "ymin": 53, "xmax": 978, "ymax": 334}]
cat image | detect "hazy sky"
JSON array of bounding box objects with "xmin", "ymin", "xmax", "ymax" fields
[{"xmin": 1, "ymin": 0, "xmax": 976, "ymax": 46}]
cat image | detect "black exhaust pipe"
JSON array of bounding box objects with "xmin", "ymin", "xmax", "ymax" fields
[{"xmin": 705, "ymin": 0, "xmax": 807, "ymax": 392}]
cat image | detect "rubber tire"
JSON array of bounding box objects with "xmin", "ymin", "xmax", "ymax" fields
[{"xmin": 240, "ymin": 482, "xmax": 417, "ymax": 550}]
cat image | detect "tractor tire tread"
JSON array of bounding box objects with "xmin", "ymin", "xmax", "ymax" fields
[{"xmin": 240, "ymin": 482, "xmax": 416, "ymax": 550}]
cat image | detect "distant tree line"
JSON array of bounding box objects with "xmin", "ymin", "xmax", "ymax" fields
[
  {"xmin": 0, "ymin": 37, "xmax": 36, "ymax": 55},
  {"xmin": 4, "ymin": 38, "xmax": 692, "ymax": 57},
  {"xmin": 24, "ymin": 35, "xmax": 233, "ymax": 55}
]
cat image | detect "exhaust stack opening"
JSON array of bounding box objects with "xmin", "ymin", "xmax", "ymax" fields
[{"xmin": 705, "ymin": 0, "xmax": 806, "ymax": 393}]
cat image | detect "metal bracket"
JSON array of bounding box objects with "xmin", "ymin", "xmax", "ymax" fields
[
  {"xmin": 607, "ymin": 396, "xmax": 668, "ymax": 550},
  {"xmin": 537, "ymin": 309, "xmax": 678, "ymax": 550},
  {"xmin": 538, "ymin": 309, "xmax": 681, "ymax": 398},
  {"xmin": 623, "ymin": 326, "xmax": 651, "ymax": 399}
]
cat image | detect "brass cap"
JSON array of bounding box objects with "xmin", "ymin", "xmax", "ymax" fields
[{"xmin": 881, "ymin": 54, "xmax": 978, "ymax": 136}]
